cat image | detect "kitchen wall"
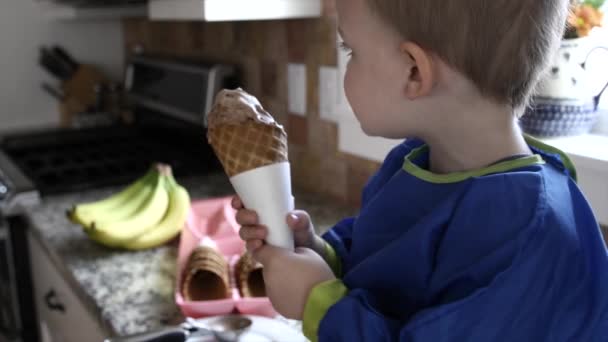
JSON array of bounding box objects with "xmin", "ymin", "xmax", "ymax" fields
[
  {"xmin": 0, "ymin": 0, "xmax": 124, "ymax": 133},
  {"xmin": 122, "ymin": 1, "xmax": 380, "ymax": 207},
  {"xmin": 121, "ymin": 3, "xmax": 608, "ymax": 208}
]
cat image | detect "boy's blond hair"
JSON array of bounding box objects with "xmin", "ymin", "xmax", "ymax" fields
[{"xmin": 366, "ymin": 0, "xmax": 570, "ymax": 110}]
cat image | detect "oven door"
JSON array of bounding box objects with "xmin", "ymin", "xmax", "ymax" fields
[{"xmin": 0, "ymin": 218, "xmax": 21, "ymax": 340}]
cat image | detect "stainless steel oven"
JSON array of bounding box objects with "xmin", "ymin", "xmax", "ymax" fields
[
  {"xmin": 0, "ymin": 219, "xmax": 20, "ymax": 340},
  {"xmin": 0, "ymin": 155, "xmax": 38, "ymax": 342},
  {"xmin": 0, "ymin": 216, "xmax": 38, "ymax": 342}
]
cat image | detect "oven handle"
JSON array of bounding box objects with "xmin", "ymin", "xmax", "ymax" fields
[{"xmin": 44, "ymin": 289, "xmax": 65, "ymax": 313}]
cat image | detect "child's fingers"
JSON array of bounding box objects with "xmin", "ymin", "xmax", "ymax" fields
[
  {"xmin": 231, "ymin": 196, "xmax": 243, "ymax": 209},
  {"xmin": 246, "ymin": 239, "xmax": 263, "ymax": 252},
  {"xmin": 286, "ymin": 210, "xmax": 312, "ymax": 232},
  {"xmin": 239, "ymin": 225, "xmax": 268, "ymax": 241},
  {"xmin": 235, "ymin": 209, "xmax": 259, "ymax": 225}
]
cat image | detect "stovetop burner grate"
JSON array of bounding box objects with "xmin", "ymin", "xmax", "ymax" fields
[{"xmin": 1, "ymin": 125, "xmax": 220, "ymax": 195}]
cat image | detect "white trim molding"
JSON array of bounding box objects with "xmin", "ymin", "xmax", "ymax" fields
[{"xmin": 338, "ymin": 118, "xmax": 401, "ymax": 162}]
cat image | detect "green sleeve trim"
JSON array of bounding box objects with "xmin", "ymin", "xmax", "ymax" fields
[
  {"xmin": 303, "ymin": 279, "xmax": 349, "ymax": 342},
  {"xmin": 402, "ymin": 145, "xmax": 545, "ymax": 184},
  {"xmin": 323, "ymin": 240, "xmax": 342, "ymax": 277},
  {"xmin": 523, "ymin": 134, "xmax": 578, "ymax": 182}
]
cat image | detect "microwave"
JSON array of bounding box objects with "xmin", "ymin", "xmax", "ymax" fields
[{"xmin": 125, "ymin": 56, "xmax": 237, "ymax": 128}]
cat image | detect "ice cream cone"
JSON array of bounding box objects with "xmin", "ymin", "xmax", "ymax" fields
[
  {"xmin": 206, "ymin": 88, "xmax": 295, "ymax": 250},
  {"xmin": 208, "ymin": 120, "xmax": 287, "ymax": 178}
]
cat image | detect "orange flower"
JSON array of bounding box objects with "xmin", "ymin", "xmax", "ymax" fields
[{"xmin": 568, "ymin": 4, "xmax": 604, "ymax": 37}]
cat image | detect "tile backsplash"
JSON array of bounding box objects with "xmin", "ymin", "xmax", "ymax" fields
[{"xmin": 122, "ymin": 2, "xmax": 380, "ymax": 207}]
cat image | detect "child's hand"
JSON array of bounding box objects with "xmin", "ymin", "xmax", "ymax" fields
[
  {"xmin": 252, "ymin": 244, "xmax": 335, "ymax": 320},
  {"xmin": 232, "ymin": 196, "xmax": 321, "ymax": 252}
]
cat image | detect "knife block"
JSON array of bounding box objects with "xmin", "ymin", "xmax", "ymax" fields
[{"xmin": 58, "ymin": 64, "xmax": 107, "ymax": 127}]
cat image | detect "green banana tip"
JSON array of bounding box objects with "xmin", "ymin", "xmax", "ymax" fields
[{"xmin": 154, "ymin": 164, "xmax": 179, "ymax": 189}]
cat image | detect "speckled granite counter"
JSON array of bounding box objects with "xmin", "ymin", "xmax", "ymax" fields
[{"xmin": 25, "ymin": 173, "xmax": 356, "ymax": 337}]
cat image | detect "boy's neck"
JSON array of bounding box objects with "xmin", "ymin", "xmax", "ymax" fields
[{"xmin": 419, "ymin": 96, "xmax": 532, "ymax": 175}]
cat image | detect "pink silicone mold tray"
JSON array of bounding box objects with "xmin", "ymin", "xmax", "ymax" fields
[{"xmin": 175, "ymin": 196, "xmax": 276, "ymax": 318}]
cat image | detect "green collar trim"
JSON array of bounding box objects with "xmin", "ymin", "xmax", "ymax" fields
[
  {"xmin": 402, "ymin": 145, "xmax": 546, "ymax": 184},
  {"xmin": 523, "ymin": 134, "xmax": 577, "ymax": 182}
]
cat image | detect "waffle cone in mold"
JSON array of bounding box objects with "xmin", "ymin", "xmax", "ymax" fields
[
  {"xmin": 234, "ymin": 253, "xmax": 266, "ymax": 298},
  {"xmin": 206, "ymin": 88, "xmax": 288, "ymax": 177},
  {"xmin": 182, "ymin": 246, "xmax": 230, "ymax": 301}
]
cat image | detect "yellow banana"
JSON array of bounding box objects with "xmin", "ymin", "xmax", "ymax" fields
[
  {"xmin": 77, "ymin": 174, "xmax": 158, "ymax": 229},
  {"xmin": 68, "ymin": 168, "xmax": 155, "ymax": 227},
  {"xmin": 122, "ymin": 182, "xmax": 190, "ymax": 251},
  {"xmin": 89, "ymin": 173, "xmax": 170, "ymax": 246}
]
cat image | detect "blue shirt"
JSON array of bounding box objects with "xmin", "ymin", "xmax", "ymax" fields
[{"xmin": 305, "ymin": 137, "xmax": 608, "ymax": 341}]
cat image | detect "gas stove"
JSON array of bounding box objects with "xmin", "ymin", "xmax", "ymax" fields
[
  {"xmin": 2, "ymin": 122, "xmax": 217, "ymax": 193},
  {"xmin": 0, "ymin": 122, "xmax": 221, "ymax": 215}
]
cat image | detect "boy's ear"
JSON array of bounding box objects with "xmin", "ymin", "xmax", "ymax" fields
[{"xmin": 400, "ymin": 42, "xmax": 435, "ymax": 100}]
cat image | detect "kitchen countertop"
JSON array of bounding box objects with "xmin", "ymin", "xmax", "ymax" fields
[{"xmin": 25, "ymin": 173, "xmax": 356, "ymax": 337}]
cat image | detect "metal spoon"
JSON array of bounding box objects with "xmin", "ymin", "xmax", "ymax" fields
[
  {"xmin": 105, "ymin": 315, "xmax": 252, "ymax": 342},
  {"xmin": 188, "ymin": 315, "xmax": 252, "ymax": 342}
]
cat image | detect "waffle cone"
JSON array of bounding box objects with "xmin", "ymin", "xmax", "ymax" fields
[
  {"xmin": 182, "ymin": 246, "xmax": 230, "ymax": 301},
  {"xmin": 235, "ymin": 253, "xmax": 266, "ymax": 298},
  {"xmin": 187, "ymin": 247, "xmax": 226, "ymax": 270},
  {"xmin": 208, "ymin": 121, "xmax": 288, "ymax": 178}
]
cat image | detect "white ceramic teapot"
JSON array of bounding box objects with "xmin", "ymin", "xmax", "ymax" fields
[
  {"xmin": 536, "ymin": 37, "xmax": 608, "ymax": 107},
  {"xmin": 521, "ymin": 38, "xmax": 608, "ymax": 137}
]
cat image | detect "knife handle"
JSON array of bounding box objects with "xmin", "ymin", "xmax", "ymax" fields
[
  {"xmin": 104, "ymin": 327, "xmax": 187, "ymax": 342},
  {"xmin": 52, "ymin": 45, "xmax": 79, "ymax": 69}
]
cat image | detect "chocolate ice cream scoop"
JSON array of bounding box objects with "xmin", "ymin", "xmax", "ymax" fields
[
  {"xmin": 207, "ymin": 88, "xmax": 281, "ymax": 128},
  {"xmin": 206, "ymin": 88, "xmax": 288, "ymax": 178}
]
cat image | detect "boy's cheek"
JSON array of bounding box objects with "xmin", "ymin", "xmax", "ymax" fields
[
  {"xmin": 344, "ymin": 71, "xmax": 366, "ymax": 115},
  {"xmin": 343, "ymin": 68, "xmax": 354, "ymax": 101}
]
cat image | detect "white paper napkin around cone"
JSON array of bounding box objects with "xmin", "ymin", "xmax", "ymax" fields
[{"xmin": 229, "ymin": 162, "xmax": 295, "ymax": 250}]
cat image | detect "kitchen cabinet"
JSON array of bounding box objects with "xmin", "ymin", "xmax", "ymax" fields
[
  {"xmin": 35, "ymin": 1, "xmax": 146, "ymax": 20},
  {"xmin": 35, "ymin": 0, "xmax": 322, "ymax": 21},
  {"xmin": 148, "ymin": 0, "xmax": 322, "ymax": 21},
  {"xmin": 27, "ymin": 230, "xmax": 109, "ymax": 342}
]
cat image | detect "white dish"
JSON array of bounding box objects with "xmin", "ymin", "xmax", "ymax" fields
[{"xmin": 188, "ymin": 315, "xmax": 307, "ymax": 342}]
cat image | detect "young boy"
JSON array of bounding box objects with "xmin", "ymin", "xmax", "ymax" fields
[{"xmin": 235, "ymin": 0, "xmax": 608, "ymax": 340}]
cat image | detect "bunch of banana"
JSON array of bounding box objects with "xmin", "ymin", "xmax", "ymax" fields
[{"xmin": 67, "ymin": 164, "xmax": 191, "ymax": 250}]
